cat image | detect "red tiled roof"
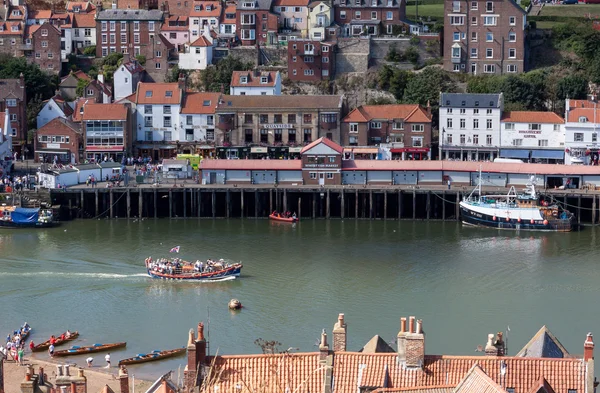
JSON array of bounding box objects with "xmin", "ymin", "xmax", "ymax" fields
[
  {"xmin": 301, "ymin": 137, "xmax": 344, "ymax": 154},
  {"xmin": 231, "ymin": 71, "xmax": 279, "ymax": 87},
  {"xmin": 224, "ymin": 4, "xmax": 236, "ymax": 18},
  {"xmin": 190, "ymin": 36, "xmax": 212, "ymax": 47},
  {"xmin": 201, "ymin": 159, "xmax": 302, "ymax": 170},
  {"xmin": 38, "ymin": 117, "xmax": 81, "ymax": 134},
  {"xmin": 82, "ymin": 103, "xmax": 128, "ymax": 120},
  {"xmin": 29, "ymin": 10, "xmax": 53, "ymax": 19},
  {"xmin": 115, "ymin": 93, "xmax": 136, "ymax": 104},
  {"xmin": 205, "ymin": 353, "xmax": 324, "ymax": 393},
  {"xmin": 135, "ymin": 82, "xmax": 182, "ymax": 105},
  {"xmin": 181, "ymin": 92, "xmax": 220, "ymax": 114},
  {"xmin": 453, "ymin": 364, "xmax": 508, "ymax": 393},
  {"xmin": 333, "ymin": 353, "xmax": 585, "ymax": 393},
  {"xmin": 0, "ymin": 21, "xmax": 23, "ymax": 35},
  {"xmin": 373, "ymin": 386, "xmax": 455, "ymax": 393},
  {"xmin": 190, "ymin": 1, "xmax": 221, "ymax": 17},
  {"xmin": 25, "ymin": 24, "xmax": 41, "ymax": 38},
  {"xmin": 7, "ymin": 6, "xmax": 26, "ymax": 20},
  {"xmin": 567, "ymin": 108, "xmax": 600, "ymax": 124},
  {"xmin": 501, "ymin": 111, "xmax": 564, "ymax": 124},
  {"xmin": 72, "ymin": 13, "xmax": 96, "ymax": 28},
  {"xmin": 343, "ymin": 104, "xmax": 432, "ymax": 123},
  {"xmin": 567, "ymin": 99, "xmax": 597, "ymax": 110},
  {"xmin": 66, "ymin": 1, "xmax": 96, "ymax": 12},
  {"xmin": 273, "ymin": 0, "xmax": 310, "ymax": 6},
  {"xmin": 71, "ymin": 97, "xmax": 95, "ymax": 122}
]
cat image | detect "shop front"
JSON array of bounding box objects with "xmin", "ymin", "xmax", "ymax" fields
[
  {"xmin": 36, "ymin": 148, "xmax": 74, "ymax": 164},
  {"xmin": 566, "ymin": 146, "xmax": 599, "ymax": 165},
  {"xmin": 216, "ymin": 147, "xmax": 250, "ymax": 159},
  {"xmin": 344, "ymin": 147, "xmax": 379, "ymax": 160},
  {"xmin": 85, "ymin": 146, "xmax": 125, "ymax": 163},
  {"xmin": 390, "ymin": 147, "xmax": 430, "ymax": 160},
  {"xmin": 135, "ymin": 144, "xmax": 178, "ymax": 162},
  {"xmin": 530, "ymin": 149, "xmax": 565, "ymax": 164}
]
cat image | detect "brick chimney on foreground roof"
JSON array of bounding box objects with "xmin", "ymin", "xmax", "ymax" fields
[
  {"xmin": 397, "ymin": 317, "xmax": 407, "ymax": 363},
  {"xmin": 584, "ymin": 333, "xmax": 594, "ymax": 361},
  {"xmin": 484, "ymin": 332, "xmax": 505, "ymax": 356},
  {"xmin": 119, "ymin": 366, "xmax": 129, "ymax": 393},
  {"xmin": 332, "ymin": 314, "xmax": 347, "ymax": 352},
  {"xmin": 195, "ymin": 323, "xmax": 207, "ymax": 385},
  {"xmin": 319, "ymin": 329, "xmax": 329, "ymax": 361},
  {"xmin": 405, "ymin": 318, "xmax": 425, "ymax": 368},
  {"xmin": 584, "ymin": 333, "xmax": 595, "ymax": 393}
]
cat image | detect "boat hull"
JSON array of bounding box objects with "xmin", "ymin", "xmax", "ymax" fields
[
  {"xmin": 269, "ymin": 214, "xmax": 298, "ymax": 223},
  {"xmin": 54, "ymin": 342, "xmax": 126, "ymax": 357},
  {"xmin": 0, "ymin": 220, "xmax": 58, "ymax": 229},
  {"xmin": 118, "ymin": 347, "xmax": 186, "ymax": 366},
  {"xmin": 147, "ymin": 264, "xmax": 242, "ymax": 281},
  {"xmin": 32, "ymin": 332, "xmax": 79, "ymax": 352},
  {"xmin": 460, "ymin": 204, "xmax": 573, "ymax": 232}
]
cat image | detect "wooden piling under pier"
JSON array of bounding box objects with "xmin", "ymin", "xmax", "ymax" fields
[{"xmin": 49, "ymin": 186, "xmax": 600, "ymax": 225}]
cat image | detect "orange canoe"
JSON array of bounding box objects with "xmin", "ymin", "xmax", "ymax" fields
[{"xmin": 269, "ymin": 214, "xmax": 298, "ymax": 223}]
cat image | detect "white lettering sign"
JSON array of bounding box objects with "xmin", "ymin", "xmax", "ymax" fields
[{"xmin": 47, "ymin": 143, "xmax": 61, "ymax": 149}]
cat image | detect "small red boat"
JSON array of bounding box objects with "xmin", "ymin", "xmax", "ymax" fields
[{"xmin": 269, "ymin": 214, "xmax": 298, "ymax": 223}]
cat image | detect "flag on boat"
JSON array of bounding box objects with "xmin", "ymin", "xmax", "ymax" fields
[{"xmin": 170, "ymin": 246, "xmax": 180, "ymax": 253}]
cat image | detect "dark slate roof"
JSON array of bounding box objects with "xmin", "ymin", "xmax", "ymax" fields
[
  {"xmin": 358, "ymin": 335, "xmax": 395, "ymax": 353},
  {"xmin": 238, "ymin": 0, "xmax": 273, "ymax": 11},
  {"xmin": 515, "ymin": 326, "xmax": 570, "ymax": 359},
  {"xmin": 97, "ymin": 9, "xmax": 164, "ymax": 20},
  {"xmin": 440, "ymin": 93, "xmax": 502, "ymax": 109},
  {"xmin": 0, "ymin": 79, "xmax": 25, "ymax": 101}
]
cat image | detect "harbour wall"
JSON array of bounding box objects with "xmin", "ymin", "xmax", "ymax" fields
[{"xmin": 48, "ymin": 186, "xmax": 600, "ymax": 224}]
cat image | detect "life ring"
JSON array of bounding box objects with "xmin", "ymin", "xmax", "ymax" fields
[
  {"xmin": 505, "ymin": 217, "xmax": 510, "ymax": 222},
  {"xmin": 530, "ymin": 219, "xmax": 535, "ymax": 224},
  {"xmin": 543, "ymin": 219, "xmax": 549, "ymax": 226},
  {"xmin": 492, "ymin": 216, "xmax": 497, "ymax": 221}
]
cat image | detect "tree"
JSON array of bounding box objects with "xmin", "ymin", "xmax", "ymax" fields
[
  {"xmin": 0, "ymin": 55, "xmax": 58, "ymax": 101},
  {"xmin": 402, "ymin": 67, "xmax": 456, "ymax": 107},
  {"xmin": 165, "ymin": 65, "xmax": 186, "ymax": 83},
  {"xmin": 76, "ymin": 78, "xmax": 88, "ymax": 97},
  {"xmin": 557, "ymin": 74, "xmax": 588, "ymax": 101},
  {"xmin": 385, "ymin": 45, "xmax": 403, "ymax": 62},
  {"xmin": 378, "ymin": 66, "xmax": 411, "ymax": 101},
  {"xmin": 83, "ymin": 46, "xmax": 96, "ymax": 56},
  {"xmin": 200, "ymin": 56, "xmax": 254, "ymax": 92},
  {"xmin": 26, "ymin": 94, "xmax": 43, "ymax": 130},
  {"xmin": 135, "ymin": 55, "xmax": 146, "ymax": 66},
  {"xmin": 500, "ymin": 75, "xmax": 539, "ymax": 111},
  {"xmin": 466, "ymin": 75, "xmax": 504, "ymax": 94}
]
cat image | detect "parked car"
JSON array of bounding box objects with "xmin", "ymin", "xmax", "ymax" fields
[{"xmin": 562, "ymin": 0, "xmax": 578, "ymax": 4}]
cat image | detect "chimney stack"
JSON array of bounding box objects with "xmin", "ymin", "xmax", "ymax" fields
[
  {"xmin": 70, "ymin": 382, "xmax": 77, "ymax": 393},
  {"xmin": 319, "ymin": 329, "xmax": 329, "ymax": 360},
  {"xmin": 332, "ymin": 313, "xmax": 347, "ymax": 352},
  {"xmin": 484, "ymin": 333, "xmax": 498, "ymax": 356},
  {"xmin": 405, "ymin": 317, "xmax": 425, "ymax": 368},
  {"xmin": 195, "ymin": 322, "xmax": 207, "ymax": 387},
  {"xmin": 119, "ymin": 366, "xmax": 130, "ymax": 393},
  {"xmin": 397, "ymin": 317, "xmax": 407, "ymax": 363},
  {"xmin": 584, "ymin": 333, "xmax": 594, "ymax": 361}
]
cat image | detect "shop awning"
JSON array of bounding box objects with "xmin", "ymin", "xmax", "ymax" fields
[
  {"xmin": 37, "ymin": 149, "xmax": 70, "ymax": 155},
  {"xmin": 352, "ymin": 148, "xmax": 379, "ymax": 154},
  {"xmin": 390, "ymin": 148, "xmax": 404, "ymax": 153},
  {"xmin": 86, "ymin": 146, "xmax": 124, "ymax": 152},
  {"xmin": 500, "ymin": 149, "xmax": 530, "ymax": 159},
  {"xmin": 531, "ymin": 150, "xmax": 564, "ymax": 160}
]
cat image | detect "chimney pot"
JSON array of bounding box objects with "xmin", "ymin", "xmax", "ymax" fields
[
  {"xmin": 187, "ymin": 328, "xmax": 195, "ymax": 347},
  {"xmin": 64, "ymin": 364, "xmax": 70, "ymax": 376},
  {"xmin": 416, "ymin": 319, "xmax": 422, "ymax": 334},
  {"xmin": 400, "ymin": 317, "xmax": 407, "ymax": 333},
  {"xmin": 78, "ymin": 368, "xmax": 84, "ymax": 378},
  {"xmin": 197, "ymin": 322, "xmax": 205, "ymax": 341},
  {"xmin": 409, "ymin": 316, "xmax": 415, "ymax": 333},
  {"xmin": 584, "ymin": 333, "xmax": 594, "ymax": 361},
  {"xmin": 71, "ymin": 382, "xmax": 77, "ymax": 393}
]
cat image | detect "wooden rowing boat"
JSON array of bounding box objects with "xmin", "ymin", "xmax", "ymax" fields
[
  {"xmin": 118, "ymin": 347, "xmax": 186, "ymax": 366},
  {"xmin": 269, "ymin": 214, "xmax": 298, "ymax": 223},
  {"xmin": 32, "ymin": 332, "xmax": 79, "ymax": 352},
  {"xmin": 53, "ymin": 342, "xmax": 126, "ymax": 357}
]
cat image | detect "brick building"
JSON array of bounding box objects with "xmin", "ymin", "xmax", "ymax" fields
[
  {"xmin": 236, "ymin": 0, "xmax": 279, "ymax": 46},
  {"xmin": 214, "ymin": 94, "xmax": 343, "ymax": 158},
  {"xmin": 443, "ymin": 0, "xmax": 527, "ymax": 75},
  {"xmin": 300, "ymin": 137, "xmax": 343, "ymax": 185},
  {"xmin": 0, "ymin": 76, "xmax": 27, "ymax": 155},
  {"xmin": 95, "ymin": 8, "xmax": 164, "ymax": 59},
  {"xmin": 341, "ymin": 104, "xmax": 433, "ymax": 159},
  {"xmin": 0, "ymin": 21, "xmax": 25, "ymax": 57},
  {"xmin": 35, "ymin": 117, "xmax": 83, "ymax": 164},
  {"xmin": 332, "ymin": 0, "xmax": 407, "ymax": 37},
  {"xmin": 31, "ymin": 22, "xmax": 61, "ymax": 74},
  {"xmin": 287, "ymin": 39, "xmax": 335, "ymax": 81}
]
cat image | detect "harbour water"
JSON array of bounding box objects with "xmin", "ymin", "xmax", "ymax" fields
[{"xmin": 1, "ymin": 219, "xmax": 599, "ymax": 379}]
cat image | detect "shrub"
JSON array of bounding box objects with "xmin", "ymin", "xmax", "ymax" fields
[{"xmin": 82, "ymin": 46, "xmax": 96, "ymax": 56}]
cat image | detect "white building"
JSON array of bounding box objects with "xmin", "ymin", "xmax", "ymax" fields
[
  {"xmin": 439, "ymin": 93, "xmax": 503, "ymax": 161},
  {"xmin": 499, "ymin": 111, "xmax": 565, "ymax": 164},
  {"xmin": 71, "ymin": 13, "xmax": 96, "ymax": 52},
  {"xmin": 178, "ymin": 35, "xmax": 214, "ymax": 70},
  {"xmin": 134, "ymin": 81, "xmax": 183, "ymax": 147},
  {"xmin": 230, "ymin": 70, "xmax": 282, "ymax": 96},
  {"xmin": 189, "ymin": 0, "xmax": 221, "ymax": 41},
  {"xmin": 0, "ymin": 110, "xmax": 13, "ymax": 172},
  {"xmin": 179, "ymin": 92, "xmax": 219, "ymax": 142},
  {"xmin": 37, "ymin": 95, "xmax": 74, "ymax": 129},
  {"xmin": 218, "ymin": 4, "xmax": 237, "ymax": 39},
  {"xmin": 307, "ymin": 1, "xmax": 335, "ymax": 41},
  {"xmin": 61, "ymin": 27, "xmax": 73, "ymax": 61},
  {"xmin": 113, "ymin": 60, "xmax": 145, "ymax": 102},
  {"xmin": 564, "ymin": 99, "xmax": 600, "ymax": 165}
]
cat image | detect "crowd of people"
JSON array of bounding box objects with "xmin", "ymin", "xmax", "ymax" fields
[
  {"xmin": 1, "ymin": 323, "xmax": 30, "ymax": 365},
  {"xmin": 145, "ymin": 257, "xmax": 230, "ymax": 275}
]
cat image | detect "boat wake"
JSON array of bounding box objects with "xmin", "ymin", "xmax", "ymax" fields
[{"xmin": 0, "ymin": 272, "xmax": 149, "ymax": 279}]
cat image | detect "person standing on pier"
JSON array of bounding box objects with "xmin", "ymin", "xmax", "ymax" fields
[{"xmin": 48, "ymin": 343, "xmax": 54, "ymax": 357}]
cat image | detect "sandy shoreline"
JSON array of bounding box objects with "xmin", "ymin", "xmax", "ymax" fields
[{"xmin": 3, "ymin": 356, "xmax": 154, "ymax": 393}]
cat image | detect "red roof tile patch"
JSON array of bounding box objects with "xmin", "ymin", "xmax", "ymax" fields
[
  {"xmin": 0, "ymin": 21, "xmax": 23, "ymax": 35},
  {"xmin": 567, "ymin": 99, "xmax": 597, "ymax": 110},
  {"xmin": 205, "ymin": 353, "xmax": 324, "ymax": 393},
  {"xmin": 201, "ymin": 159, "xmax": 302, "ymax": 170},
  {"xmin": 343, "ymin": 104, "xmax": 432, "ymax": 123},
  {"xmin": 501, "ymin": 111, "xmax": 564, "ymax": 124},
  {"xmin": 25, "ymin": 24, "xmax": 41, "ymax": 38},
  {"xmin": 73, "ymin": 13, "xmax": 96, "ymax": 28},
  {"xmin": 29, "ymin": 10, "xmax": 53, "ymax": 19},
  {"xmin": 71, "ymin": 97, "xmax": 96, "ymax": 122},
  {"xmin": 373, "ymin": 386, "xmax": 455, "ymax": 393},
  {"xmin": 567, "ymin": 108, "xmax": 600, "ymax": 124},
  {"xmin": 301, "ymin": 137, "xmax": 344, "ymax": 154},
  {"xmin": 190, "ymin": 36, "xmax": 212, "ymax": 47},
  {"xmin": 136, "ymin": 83, "xmax": 182, "ymax": 105},
  {"xmin": 82, "ymin": 103, "xmax": 128, "ymax": 120},
  {"xmin": 7, "ymin": 6, "xmax": 26, "ymax": 20},
  {"xmin": 231, "ymin": 71, "xmax": 279, "ymax": 87},
  {"xmin": 224, "ymin": 4, "xmax": 236, "ymax": 17},
  {"xmin": 190, "ymin": 1, "xmax": 221, "ymax": 17},
  {"xmin": 181, "ymin": 92, "xmax": 220, "ymax": 114}
]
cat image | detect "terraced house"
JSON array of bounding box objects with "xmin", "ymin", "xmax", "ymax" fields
[
  {"xmin": 443, "ymin": 0, "xmax": 527, "ymax": 75},
  {"xmin": 333, "ymin": 0, "xmax": 407, "ymax": 37}
]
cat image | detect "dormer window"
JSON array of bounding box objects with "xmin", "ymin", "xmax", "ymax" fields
[
  {"xmin": 206, "ymin": 5, "xmax": 212, "ymax": 10},
  {"xmin": 194, "ymin": 5, "xmax": 201, "ymax": 10},
  {"xmin": 11, "ymin": 25, "xmax": 18, "ymax": 31},
  {"xmin": 371, "ymin": 0, "xmax": 377, "ymax": 5},
  {"xmin": 146, "ymin": 91, "xmax": 153, "ymax": 97},
  {"xmin": 461, "ymin": 101, "xmax": 466, "ymax": 106},
  {"xmin": 579, "ymin": 116, "xmax": 588, "ymax": 123},
  {"xmin": 12, "ymin": 10, "xmax": 21, "ymax": 16},
  {"xmin": 475, "ymin": 101, "xmax": 479, "ymax": 107},
  {"xmin": 355, "ymin": 0, "xmax": 360, "ymax": 5},
  {"xmin": 240, "ymin": 76, "xmax": 248, "ymax": 83},
  {"xmin": 242, "ymin": 1, "xmax": 255, "ymax": 7},
  {"xmin": 165, "ymin": 91, "xmax": 173, "ymax": 97},
  {"xmin": 489, "ymin": 101, "xmax": 494, "ymax": 106},
  {"xmin": 387, "ymin": 0, "xmax": 392, "ymax": 5},
  {"xmin": 203, "ymin": 100, "xmax": 210, "ymax": 106},
  {"xmin": 260, "ymin": 76, "xmax": 268, "ymax": 83}
]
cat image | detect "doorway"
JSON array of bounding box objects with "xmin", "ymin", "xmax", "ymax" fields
[{"xmin": 319, "ymin": 172, "xmax": 325, "ymax": 186}]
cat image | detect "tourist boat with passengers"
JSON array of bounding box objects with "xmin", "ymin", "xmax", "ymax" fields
[
  {"xmin": 118, "ymin": 347, "xmax": 186, "ymax": 366},
  {"xmin": 53, "ymin": 342, "xmax": 127, "ymax": 357},
  {"xmin": 32, "ymin": 331, "xmax": 79, "ymax": 352},
  {"xmin": 0, "ymin": 206, "xmax": 57, "ymax": 228},
  {"xmin": 460, "ymin": 172, "xmax": 575, "ymax": 232},
  {"xmin": 145, "ymin": 257, "xmax": 243, "ymax": 281}
]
